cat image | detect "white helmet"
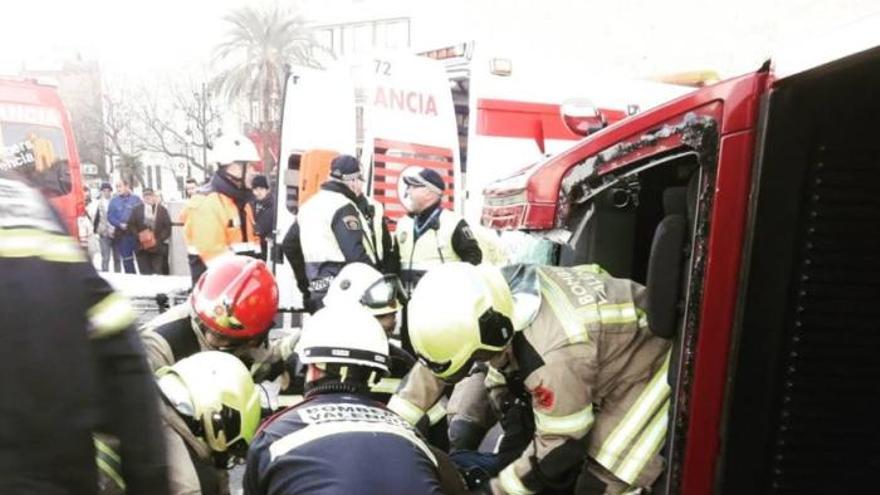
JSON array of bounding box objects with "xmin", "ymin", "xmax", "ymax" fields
[
  {"xmin": 156, "ymin": 351, "xmax": 261, "ymax": 455},
  {"xmin": 295, "ymin": 303, "xmax": 390, "ymax": 374},
  {"xmin": 212, "ymin": 133, "xmax": 260, "ymax": 166},
  {"xmin": 324, "ymin": 263, "xmax": 403, "ymax": 316}
]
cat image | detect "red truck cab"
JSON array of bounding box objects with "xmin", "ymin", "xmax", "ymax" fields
[
  {"xmin": 0, "ymin": 78, "xmax": 85, "ymax": 238},
  {"xmin": 483, "ymin": 24, "xmax": 880, "ymax": 494}
]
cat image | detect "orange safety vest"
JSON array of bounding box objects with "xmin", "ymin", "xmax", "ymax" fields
[{"xmin": 183, "ymin": 191, "xmax": 259, "ymax": 263}]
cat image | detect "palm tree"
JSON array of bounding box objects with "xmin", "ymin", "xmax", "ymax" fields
[{"xmin": 212, "ymin": 4, "xmax": 328, "ymax": 171}]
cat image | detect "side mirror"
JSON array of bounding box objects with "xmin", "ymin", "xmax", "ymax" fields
[{"xmin": 561, "ymin": 98, "xmax": 607, "ymax": 137}]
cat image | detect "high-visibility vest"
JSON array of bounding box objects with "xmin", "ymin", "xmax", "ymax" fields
[
  {"xmin": 183, "ymin": 192, "xmax": 258, "ymax": 262},
  {"xmin": 297, "ymin": 189, "xmax": 377, "ymax": 285},
  {"xmin": 396, "ymin": 208, "xmax": 462, "ymax": 288},
  {"xmin": 366, "ymin": 197, "xmax": 385, "ymax": 262}
]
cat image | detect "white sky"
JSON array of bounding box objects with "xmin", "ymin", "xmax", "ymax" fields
[{"xmin": 1, "ymin": 0, "xmax": 878, "ymax": 80}]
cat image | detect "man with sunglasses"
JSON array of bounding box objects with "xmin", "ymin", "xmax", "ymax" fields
[
  {"xmin": 389, "ymin": 263, "xmax": 672, "ymax": 495},
  {"xmin": 282, "ymin": 154, "xmax": 383, "ymax": 312},
  {"xmin": 139, "ymin": 256, "xmax": 296, "ymax": 383},
  {"xmin": 395, "ymin": 166, "xmax": 482, "ymax": 294}
]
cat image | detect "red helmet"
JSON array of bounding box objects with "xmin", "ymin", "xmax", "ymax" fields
[{"xmin": 191, "ymin": 256, "xmax": 279, "ymax": 339}]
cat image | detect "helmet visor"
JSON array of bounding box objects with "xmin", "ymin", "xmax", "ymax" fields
[{"xmin": 361, "ymin": 274, "xmax": 406, "ymax": 312}]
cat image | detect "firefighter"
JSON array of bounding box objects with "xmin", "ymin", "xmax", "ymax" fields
[
  {"xmin": 395, "ymin": 165, "xmax": 482, "ymax": 291},
  {"xmin": 323, "ymin": 262, "xmax": 413, "ymax": 400},
  {"xmin": 157, "ymin": 351, "xmax": 261, "ymax": 494},
  {"xmin": 389, "ymin": 263, "xmax": 672, "ymax": 495},
  {"xmin": 281, "ymin": 154, "xmax": 380, "ymax": 312},
  {"xmin": 0, "ymin": 170, "xmax": 168, "ymax": 494},
  {"xmin": 243, "ymin": 305, "xmax": 467, "ymax": 495},
  {"xmin": 183, "ymin": 133, "xmax": 261, "ymax": 285},
  {"xmin": 139, "ymin": 255, "xmax": 295, "ymax": 382}
]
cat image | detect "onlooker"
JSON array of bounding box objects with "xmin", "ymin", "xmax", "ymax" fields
[
  {"xmin": 155, "ymin": 191, "xmax": 171, "ymax": 275},
  {"xmin": 93, "ymin": 182, "xmax": 120, "ymax": 272},
  {"xmin": 184, "ymin": 177, "xmax": 199, "ymax": 199},
  {"xmin": 130, "ymin": 188, "xmax": 172, "ymax": 275},
  {"xmin": 108, "ymin": 179, "xmax": 142, "ymax": 274},
  {"xmin": 251, "ymin": 174, "xmax": 275, "ymax": 261}
]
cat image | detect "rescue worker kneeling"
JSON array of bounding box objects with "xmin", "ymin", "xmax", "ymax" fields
[
  {"xmin": 140, "ymin": 255, "xmax": 294, "ymax": 381},
  {"xmin": 389, "ymin": 263, "xmax": 672, "ymax": 495},
  {"xmin": 243, "ymin": 305, "xmax": 467, "ymax": 495},
  {"xmin": 158, "ymin": 351, "xmax": 261, "ymax": 494}
]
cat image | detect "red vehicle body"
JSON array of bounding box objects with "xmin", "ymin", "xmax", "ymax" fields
[
  {"xmin": 0, "ymin": 78, "xmax": 85, "ymax": 238},
  {"xmin": 482, "ymin": 33, "xmax": 880, "ymax": 494}
]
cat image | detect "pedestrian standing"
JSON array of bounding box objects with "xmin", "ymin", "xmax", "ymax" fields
[
  {"xmin": 108, "ymin": 179, "xmax": 142, "ymax": 274},
  {"xmin": 93, "ymin": 182, "xmax": 120, "ymax": 272},
  {"xmin": 130, "ymin": 188, "xmax": 172, "ymax": 275},
  {"xmin": 250, "ymin": 174, "xmax": 275, "ymax": 261}
]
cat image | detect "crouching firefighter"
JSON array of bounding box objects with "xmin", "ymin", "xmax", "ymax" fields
[
  {"xmin": 243, "ymin": 305, "xmax": 468, "ymax": 495},
  {"xmin": 95, "ymin": 352, "xmax": 260, "ymax": 495},
  {"xmin": 389, "ymin": 263, "xmax": 672, "ymax": 495},
  {"xmin": 139, "ymin": 256, "xmax": 295, "ymax": 382}
]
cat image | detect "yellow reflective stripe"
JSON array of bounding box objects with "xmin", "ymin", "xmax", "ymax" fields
[
  {"xmin": 595, "ymin": 352, "xmax": 671, "ymax": 470},
  {"xmin": 387, "ymin": 395, "xmax": 425, "ymax": 425},
  {"xmin": 0, "ymin": 228, "xmax": 85, "ymax": 263},
  {"xmin": 426, "ymin": 399, "xmax": 447, "ymax": 425},
  {"xmin": 485, "ymin": 366, "xmax": 507, "ymax": 387},
  {"xmin": 579, "ymin": 303, "xmax": 639, "ymax": 325},
  {"xmin": 534, "ymin": 405, "xmax": 595, "ymax": 436},
  {"xmin": 637, "ymin": 310, "xmax": 649, "ymax": 329},
  {"xmin": 94, "ymin": 438, "xmax": 125, "ymax": 489},
  {"xmin": 538, "ymin": 270, "xmax": 588, "ymax": 343},
  {"xmin": 268, "ymin": 421, "xmax": 437, "ymax": 466},
  {"xmin": 370, "ymin": 377, "xmax": 401, "ymax": 395},
  {"xmin": 571, "ymin": 264, "xmax": 607, "ymax": 275},
  {"xmin": 614, "ymin": 400, "xmax": 670, "ymax": 484},
  {"xmin": 96, "ymin": 457, "xmax": 126, "ymax": 489},
  {"xmin": 94, "ymin": 438, "xmax": 121, "ymax": 463},
  {"xmin": 88, "ymin": 293, "xmax": 136, "ymax": 338},
  {"xmin": 499, "ymin": 464, "xmax": 536, "ymax": 495}
]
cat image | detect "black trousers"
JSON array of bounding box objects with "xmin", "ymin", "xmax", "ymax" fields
[{"xmin": 136, "ymin": 246, "xmax": 167, "ymax": 275}]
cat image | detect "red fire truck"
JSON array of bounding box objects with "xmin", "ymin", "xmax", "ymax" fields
[
  {"xmin": 482, "ymin": 20, "xmax": 880, "ymax": 494},
  {"xmin": 0, "ymin": 77, "xmax": 86, "ymax": 239}
]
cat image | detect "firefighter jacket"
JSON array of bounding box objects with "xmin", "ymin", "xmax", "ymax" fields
[
  {"xmin": 139, "ymin": 303, "xmax": 297, "ymax": 382},
  {"xmin": 243, "ymin": 392, "xmax": 446, "ymax": 495},
  {"xmin": 183, "ymin": 172, "xmax": 259, "ymax": 265},
  {"xmin": 396, "ymin": 202, "xmax": 482, "ymax": 290},
  {"xmin": 281, "ymin": 181, "xmax": 377, "ymax": 308},
  {"xmin": 0, "ymin": 172, "xmax": 168, "ymax": 494},
  {"xmin": 390, "ymin": 264, "xmax": 672, "ymax": 494},
  {"xmin": 160, "ymin": 400, "xmax": 228, "ymax": 495}
]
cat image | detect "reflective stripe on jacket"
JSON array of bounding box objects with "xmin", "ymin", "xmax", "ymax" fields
[
  {"xmin": 182, "ymin": 191, "xmax": 258, "ymax": 263},
  {"xmin": 392, "ymin": 264, "xmax": 672, "ymax": 493}
]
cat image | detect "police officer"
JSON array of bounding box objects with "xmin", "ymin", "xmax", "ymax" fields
[
  {"xmin": 140, "ymin": 255, "xmax": 295, "ymax": 382},
  {"xmin": 281, "ymin": 154, "xmax": 379, "ymax": 312},
  {"xmin": 389, "ymin": 263, "xmax": 672, "ymax": 495},
  {"xmin": 0, "ymin": 170, "xmax": 168, "ymax": 494},
  {"xmin": 395, "ymin": 166, "xmax": 482, "ymax": 291},
  {"xmin": 243, "ymin": 305, "xmax": 467, "ymax": 495},
  {"xmin": 183, "ymin": 133, "xmax": 262, "ymax": 284},
  {"xmin": 157, "ymin": 351, "xmax": 261, "ymax": 495}
]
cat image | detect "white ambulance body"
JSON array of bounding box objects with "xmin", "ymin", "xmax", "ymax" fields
[{"xmin": 273, "ymin": 53, "xmax": 460, "ymax": 311}]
